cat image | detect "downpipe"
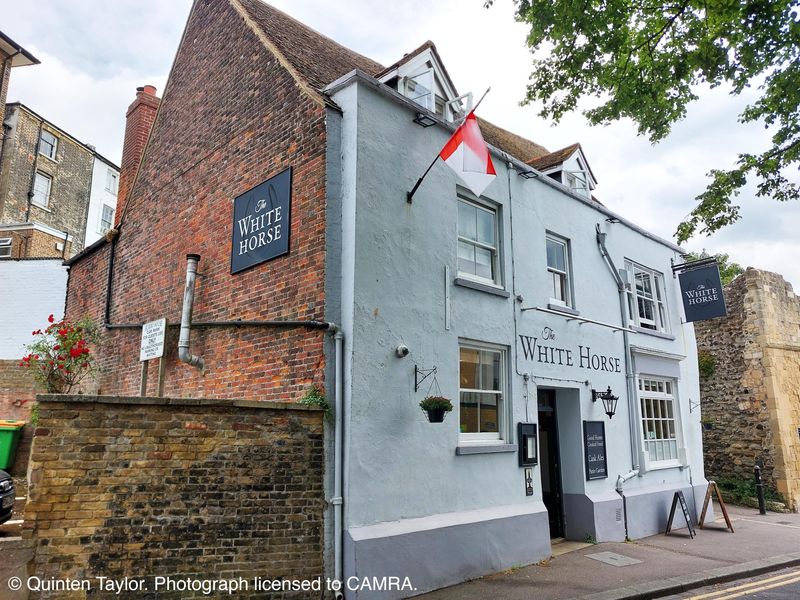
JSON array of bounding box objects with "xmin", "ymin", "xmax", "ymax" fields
[
  {"xmin": 332, "ymin": 328, "xmax": 344, "ymax": 598},
  {"xmin": 178, "ymin": 253, "xmax": 204, "ymax": 370}
]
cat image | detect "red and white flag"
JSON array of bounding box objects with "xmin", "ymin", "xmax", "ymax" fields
[{"xmin": 439, "ymin": 111, "xmax": 496, "ymax": 197}]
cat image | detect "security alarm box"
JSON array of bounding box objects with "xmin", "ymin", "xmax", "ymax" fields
[{"xmin": 517, "ymin": 422, "xmax": 538, "ymax": 467}]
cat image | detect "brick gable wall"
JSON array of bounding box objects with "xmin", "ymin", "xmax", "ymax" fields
[{"xmin": 65, "ymin": 0, "xmax": 330, "ymax": 402}]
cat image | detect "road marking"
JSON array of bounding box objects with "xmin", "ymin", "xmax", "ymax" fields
[
  {"xmin": 736, "ymin": 518, "xmax": 800, "ymax": 530},
  {"xmin": 687, "ymin": 569, "xmax": 800, "ymax": 599},
  {"xmin": 712, "ymin": 575, "xmax": 800, "ymax": 599}
]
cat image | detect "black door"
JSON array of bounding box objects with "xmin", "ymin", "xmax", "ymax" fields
[{"xmin": 538, "ymin": 389, "xmax": 564, "ymax": 538}]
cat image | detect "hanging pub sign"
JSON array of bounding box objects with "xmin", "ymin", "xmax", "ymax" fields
[
  {"xmin": 583, "ymin": 421, "xmax": 608, "ymax": 480},
  {"xmin": 677, "ymin": 261, "xmax": 727, "ymax": 322},
  {"xmin": 230, "ymin": 167, "xmax": 292, "ymax": 274}
]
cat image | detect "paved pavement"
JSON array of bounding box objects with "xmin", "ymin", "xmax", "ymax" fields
[{"xmin": 416, "ymin": 505, "xmax": 800, "ymax": 600}]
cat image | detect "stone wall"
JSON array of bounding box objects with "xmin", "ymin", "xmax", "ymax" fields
[
  {"xmin": 25, "ymin": 395, "xmax": 325, "ymax": 598},
  {"xmin": 696, "ymin": 268, "xmax": 800, "ymax": 510}
]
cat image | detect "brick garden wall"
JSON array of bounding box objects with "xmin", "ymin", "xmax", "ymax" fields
[
  {"xmin": 65, "ymin": 0, "xmax": 331, "ymax": 402},
  {"xmin": 696, "ymin": 268, "xmax": 800, "ymax": 510},
  {"xmin": 25, "ymin": 395, "xmax": 325, "ymax": 598}
]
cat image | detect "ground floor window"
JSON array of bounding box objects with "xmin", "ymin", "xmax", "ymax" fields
[
  {"xmin": 638, "ymin": 377, "xmax": 679, "ymax": 463},
  {"xmin": 459, "ymin": 343, "xmax": 506, "ymax": 441}
]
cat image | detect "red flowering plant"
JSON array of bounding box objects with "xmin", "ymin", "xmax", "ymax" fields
[{"xmin": 19, "ymin": 314, "xmax": 100, "ymax": 393}]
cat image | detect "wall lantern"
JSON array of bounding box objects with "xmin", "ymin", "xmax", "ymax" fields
[
  {"xmin": 413, "ymin": 112, "xmax": 437, "ymax": 128},
  {"xmin": 518, "ymin": 170, "xmax": 538, "ymax": 179},
  {"xmin": 592, "ymin": 386, "xmax": 619, "ymax": 419}
]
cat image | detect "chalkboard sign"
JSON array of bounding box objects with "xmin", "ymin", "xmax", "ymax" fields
[
  {"xmin": 666, "ymin": 490, "xmax": 696, "ymax": 538},
  {"xmin": 583, "ymin": 421, "xmax": 608, "ymax": 480}
]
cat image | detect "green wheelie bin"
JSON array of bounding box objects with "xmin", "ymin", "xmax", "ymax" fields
[{"xmin": 0, "ymin": 420, "xmax": 26, "ymax": 470}]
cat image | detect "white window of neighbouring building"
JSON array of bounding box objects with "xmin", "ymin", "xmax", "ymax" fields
[
  {"xmin": 546, "ymin": 233, "xmax": 572, "ymax": 306},
  {"xmin": 459, "ymin": 343, "xmax": 506, "ymax": 441},
  {"xmin": 105, "ymin": 169, "xmax": 118, "ymax": 195},
  {"xmin": 626, "ymin": 261, "xmax": 668, "ymax": 332},
  {"xmin": 457, "ymin": 197, "xmax": 500, "ymax": 285},
  {"xmin": 99, "ymin": 204, "xmax": 114, "ymax": 233},
  {"xmin": 638, "ymin": 377, "xmax": 680, "ymax": 464},
  {"xmin": 39, "ymin": 130, "xmax": 58, "ymax": 160},
  {"xmin": 32, "ymin": 172, "xmax": 52, "ymax": 209},
  {"xmin": 0, "ymin": 238, "xmax": 11, "ymax": 258}
]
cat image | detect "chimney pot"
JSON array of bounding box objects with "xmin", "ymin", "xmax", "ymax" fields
[{"xmin": 142, "ymin": 85, "xmax": 157, "ymax": 96}]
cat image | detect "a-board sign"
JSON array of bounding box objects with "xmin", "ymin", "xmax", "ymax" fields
[
  {"xmin": 140, "ymin": 318, "xmax": 166, "ymax": 362},
  {"xmin": 583, "ymin": 421, "xmax": 608, "ymax": 480},
  {"xmin": 666, "ymin": 490, "xmax": 696, "ymax": 538},
  {"xmin": 678, "ymin": 262, "xmax": 727, "ymax": 322},
  {"xmin": 231, "ymin": 167, "xmax": 292, "ymax": 274}
]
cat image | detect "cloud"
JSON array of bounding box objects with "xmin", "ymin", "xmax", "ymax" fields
[{"xmin": 5, "ymin": 0, "xmax": 798, "ymax": 288}]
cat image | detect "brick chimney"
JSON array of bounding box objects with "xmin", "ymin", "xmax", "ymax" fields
[{"xmin": 115, "ymin": 84, "xmax": 160, "ymax": 225}]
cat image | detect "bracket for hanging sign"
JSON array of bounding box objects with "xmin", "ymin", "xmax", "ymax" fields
[
  {"xmin": 689, "ymin": 397, "xmax": 701, "ymax": 413},
  {"xmin": 414, "ymin": 365, "xmax": 437, "ymax": 393}
]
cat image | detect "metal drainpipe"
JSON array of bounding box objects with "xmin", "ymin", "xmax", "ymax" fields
[
  {"xmin": 178, "ymin": 253, "xmax": 204, "ymax": 370},
  {"xmin": 595, "ymin": 225, "xmax": 640, "ymax": 537},
  {"xmin": 332, "ymin": 328, "xmax": 345, "ymax": 599}
]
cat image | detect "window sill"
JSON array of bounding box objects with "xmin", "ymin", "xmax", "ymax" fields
[
  {"xmin": 30, "ymin": 203, "xmax": 51, "ymax": 213},
  {"xmin": 454, "ymin": 277, "xmax": 510, "ymax": 298},
  {"xmin": 455, "ymin": 443, "xmax": 517, "ymax": 455},
  {"xmin": 630, "ymin": 326, "xmax": 675, "ymax": 341},
  {"xmin": 645, "ymin": 460, "xmax": 683, "ymax": 471},
  {"xmin": 547, "ymin": 303, "xmax": 580, "ymax": 316},
  {"xmin": 38, "ymin": 152, "xmax": 58, "ymax": 164}
]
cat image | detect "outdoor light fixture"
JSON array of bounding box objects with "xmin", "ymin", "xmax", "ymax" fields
[
  {"xmin": 592, "ymin": 386, "xmax": 619, "ymax": 419},
  {"xmin": 518, "ymin": 170, "xmax": 538, "ymax": 179},
  {"xmin": 413, "ymin": 112, "xmax": 437, "ymax": 128}
]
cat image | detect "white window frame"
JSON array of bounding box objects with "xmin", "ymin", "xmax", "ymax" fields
[
  {"xmin": 457, "ymin": 196, "xmax": 502, "ymax": 287},
  {"xmin": 405, "ymin": 68, "xmax": 434, "ymax": 111},
  {"xmin": 39, "ymin": 130, "xmax": 58, "ymax": 160},
  {"xmin": 32, "ymin": 172, "xmax": 52, "ymax": 209},
  {"xmin": 637, "ymin": 376, "xmax": 682, "ymax": 469},
  {"xmin": 98, "ymin": 204, "xmax": 115, "ymax": 233},
  {"xmin": 458, "ymin": 341, "xmax": 508, "ymax": 443},
  {"xmin": 546, "ymin": 232, "xmax": 573, "ymax": 307},
  {"xmin": 0, "ymin": 238, "xmax": 11, "ymax": 258},
  {"xmin": 105, "ymin": 169, "xmax": 119, "ymax": 195},
  {"xmin": 626, "ymin": 260, "xmax": 669, "ymax": 333}
]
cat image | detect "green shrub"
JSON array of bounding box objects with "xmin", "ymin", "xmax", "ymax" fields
[
  {"xmin": 298, "ymin": 386, "xmax": 332, "ymax": 421},
  {"xmin": 698, "ymin": 350, "xmax": 716, "ymax": 379}
]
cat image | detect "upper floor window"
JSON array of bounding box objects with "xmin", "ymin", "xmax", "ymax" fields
[
  {"xmin": 626, "ymin": 260, "xmax": 668, "ymax": 332},
  {"xmin": 457, "ymin": 197, "xmax": 500, "ymax": 285},
  {"xmin": 638, "ymin": 377, "xmax": 680, "ymax": 465},
  {"xmin": 546, "ymin": 233, "xmax": 572, "ymax": 307},
  {"xmin": 99, "ymin": 204, "xmax": 115, "ymax": 233},
  {"xmin": 39, "ymin": 130, "xmax": 58, "ymax": 160},
  {"xmin": 105, "ymin": 169, "xmax": 118, "ymax": 195},
  {"xmin": 406, "ymin": 70, "xmax": 434, "ymax": 111},
  {"xmin": 32, "ymin": 172, "xmax": 52, "ymax": 209},
  {"xmin": 0, "ymin": 238, "xmax": 11, "ymax": 258},
  {"xmin": 459, "ymin": 343, "xmax": 507, "ymax": 441}
]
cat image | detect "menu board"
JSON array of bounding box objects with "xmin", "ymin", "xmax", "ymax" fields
[{"xmin": 583, "ymin": 421, "xmax": 608, "ymax": 480}]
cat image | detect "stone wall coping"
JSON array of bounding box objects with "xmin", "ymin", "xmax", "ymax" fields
[{"xmin": 35, "ymin": 394, "xmax": 323, "ymax": 412}]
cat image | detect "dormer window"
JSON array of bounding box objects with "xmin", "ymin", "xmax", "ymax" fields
[
  {"xmin": 526, "ymin": 144, "xmax": 597, "ymax": 199},
  {"xmin": 378, "ymin": 42, "xmax": 461, "ymax": 122}
]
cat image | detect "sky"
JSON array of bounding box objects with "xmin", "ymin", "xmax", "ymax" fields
[{"xmin": 5, "ymin": 0, "xmax": 799, "ymax": 288}]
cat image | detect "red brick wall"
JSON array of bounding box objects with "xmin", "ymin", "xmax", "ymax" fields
[
  {"xmin": 0, "ymin": 359, "xmax": 39, "ymax": 421},
  {"xmin": 65, "ymin": 0, "xmax": 329, "ymax": 402}
]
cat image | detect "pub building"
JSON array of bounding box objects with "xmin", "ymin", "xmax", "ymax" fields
[{"xmin": 64, "ymin": 0, "xmax": 711, "ymax": 597}]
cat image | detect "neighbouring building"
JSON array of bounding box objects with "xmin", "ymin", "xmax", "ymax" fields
[
  {"xmin": 0, "ymin": 30, "xmax": 39, "ymax": 134},
  {"xmin": 61, "ymin": 1, "xmax": 708, "ymax": 597},
  {"xmin": 0, "ymin": 103, "xmax": 120, "ymax": 259},
  {"xmin": 695, "ymin": 268, "xmax": 800, "ymax": 512}
]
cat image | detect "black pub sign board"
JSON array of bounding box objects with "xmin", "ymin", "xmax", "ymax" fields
[
  {"xmin": 583, "ymin": 421, "xmax": 608, "ymax": 480},
  {"xmin": 231, "ymin": 167, "xmax": 292, "ymax": 274},
  {"xmin": 678, "ymin": 263, "xmax": 727, "ymax": 322}
]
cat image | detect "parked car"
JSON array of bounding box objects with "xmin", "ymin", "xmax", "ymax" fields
[{"xmin": 0, "ymin": 469, "xmax": 14, "ymax": 524}]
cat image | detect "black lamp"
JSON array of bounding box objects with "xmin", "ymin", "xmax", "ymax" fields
[
  {"xmin": 592, "ymin": 386, "xmax": 619, "ymax": 419},
  {"xmin": 413, "ymin": 112, "xmax": 437, "ymax": 127}
]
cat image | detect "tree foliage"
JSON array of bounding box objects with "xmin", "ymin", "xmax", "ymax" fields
[
  {"xmin": 488, "ymin": 0, "xmax": 800, "ymax": 242},
  {"xmin": 685, "ymin": 249, "xmax": 744, "ymax": 284}
]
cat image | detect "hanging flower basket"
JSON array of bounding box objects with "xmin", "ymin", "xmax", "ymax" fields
[{"xmin": 419, "ymin": 396, "xmax": 453, "ymax": 424}]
